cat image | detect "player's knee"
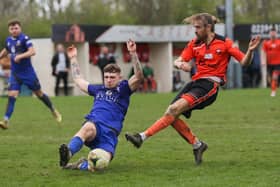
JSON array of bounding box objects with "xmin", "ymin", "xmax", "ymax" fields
[
  {"xmin": 165, "ymin": 104, "xmax": 179, "ymax": 117},
  {"xmin": 87, "ymin": 148, "xmax": 111, "ymax": 171},
  {"xmin": 79, "ymin": 123, "xmax": 96, "ymax": 140},
  {"xmin": 8, "ymin": 92, "xmax": 18, "ymax": 98}
]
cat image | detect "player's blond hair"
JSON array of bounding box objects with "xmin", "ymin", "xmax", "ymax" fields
[{"xmin": 183, "ymin": 13, "xmax": 220, "ymax": 32}]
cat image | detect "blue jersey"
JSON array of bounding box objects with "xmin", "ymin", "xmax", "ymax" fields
[
  {"xmin": 85, "ymin": 80, "xmax": 133, "ymax": 135},
  {"xmin": 5, "ymin": 33, "xmax": 35, "ymax": 76}
]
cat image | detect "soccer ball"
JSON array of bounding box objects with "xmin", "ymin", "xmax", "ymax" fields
[{"xmin": 87, "ymin": 148, "xmax": 111, "ymax": 172}]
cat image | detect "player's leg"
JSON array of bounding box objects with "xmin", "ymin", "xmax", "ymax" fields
[
  {"xmin": 171, "ymin": 118, "xmax": 197, "ymax": 144},
  {"xmin": 25, "ymin": 73, "xmax": 59, "ymax": 116},
  {"xmin": 34, "ymin": 88, "xmax": 62, "ymax": 122},
  {"xmin": 63, "ymin": 123, "xmax": 115, "ymax": 172},
  {"xmin": 28, "ymin": 74, "xmax": 62, "ymax": 122},
  {"xmin": 64, "ymin": 149, "xmax": 112, "ymax": 172},
  {"xmin": 171, "ymin": 118, "xmax": 208, "ymax": 164},
  {"xmin": 25, "ymin": 72, "xmax": 57, "ymax": 112},
  {"xmin": 125, "ymin": 81, "xmax": 194, "ymax": 147},
  {"xmin": 79, "ymin": 125, "xmax": 115, "ymax": 172},
  {"xmin": 0, "ymin": 75, "xmax": 20, "ymax": 129},
  {"xmin": 270, "ymin": 69, "xmax": 280, "ymax": 97},
  {"xmin": 270, "ymin": 70, "xmax": 277, "ymax": 96},
  {"xmin": 59, "ymin": 121, "xmax": 97, "ymax": 167},
  {"xmin": 125, "ymin": 97, "xmax": 189, "ymax": 148}
]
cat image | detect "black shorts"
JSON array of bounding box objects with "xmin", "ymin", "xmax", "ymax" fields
[
  {"xmin": 267, "ymin": 65, "xmax": 280, "ymax": 76},
  {"xmin": 171, "ymin": 79, "xmax": 219, "ymax": 119}
]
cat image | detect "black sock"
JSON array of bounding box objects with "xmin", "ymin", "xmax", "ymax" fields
[{"xmin": 38, "ymin": 94, "xmax": 54, "ymax": 112}]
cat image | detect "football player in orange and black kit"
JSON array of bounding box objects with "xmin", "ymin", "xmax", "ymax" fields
[
  {"xmin": 262, "ymin": 27, "xmax": 280, "ymax": 97},
  {"xmin": 125, "ymin": 13, "xmax": 261, "ymax": 165}
]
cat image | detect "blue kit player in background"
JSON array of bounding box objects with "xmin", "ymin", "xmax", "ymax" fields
[
  {"xmin": 0, "ymin": 20, "xmax": 62, "ymax": 129},
  {"xmin": 59, "ymin": 39, "xmax": 143, "ymax": 172}
]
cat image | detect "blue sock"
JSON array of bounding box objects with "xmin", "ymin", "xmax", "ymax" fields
[
  {"xmin": 79, "ymin": 160, "xmax": 89, "ymax": 171},
  {"xmin": 38, "ymin": 93, "xmax": 54, "ymax": 112},
  {"xmin": 68, "ymin": 136, "xmax": 84, "ymax": 156},
  {"xmin": 4, "ymin": 96, "xmax": 16, "ymax": 120}
]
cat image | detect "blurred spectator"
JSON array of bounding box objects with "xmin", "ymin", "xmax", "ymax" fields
[
  {"xmin": 142, "ymin": 63, "xmax": 157, "ymax": 92},
  {"xmin": 0, "ymin": 56, "xmax": 10, "ymax": 96},
  {"xmin": 242, "ymin": 49, "xmax": 261, "ymax": 88},
  {"xmin": 51, "ymin": 43, "xmax": 70, "ymax": 96},
  {"xmin": 97, "ymin": 46, "xmax": 116, "ymax": 82},
  {"xmin": 173, "ymin": 70, "xmax": 184, "ymax": 91},
  {"xmin": 129, "ymin": 63, "xmax": 157, "ymax": 93}
]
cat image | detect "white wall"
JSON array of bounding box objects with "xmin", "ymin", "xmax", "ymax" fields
[
  {"xmin": 150, "ymin": 43, "xmax": 173, "ymax": 92},
  {"xmin": 32, "ymin": 38, "xmax": 54, "ymax": 96}
]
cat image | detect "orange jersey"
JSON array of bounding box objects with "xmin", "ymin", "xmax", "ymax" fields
[
  {"xmin": 262, "ymin": 39, "xmax": 280, "ymax": 65},
  {"xmin": 180, "ymin": 34, "xmax": 245, "ymax": 83}
]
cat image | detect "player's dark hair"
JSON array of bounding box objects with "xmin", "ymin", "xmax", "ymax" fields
[
  {"xmin": 8, "ymin": 19, "xmax": 21, "ymax": 27},
  {"xmin": 183, "ymin": 13, "xmax": 219, "ymax": 32},
  {"xmin": 104, "ymin": 64, "xmax": 121, "ymax": 73}
]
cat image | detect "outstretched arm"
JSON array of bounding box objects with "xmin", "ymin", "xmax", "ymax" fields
[
  {"xmin": 67, "ymin": 45, "xmax": 89, "ymax": 93},
  {"xmin": 240, "ymin": 35, "xmax": 261, "ymax": 66},
  {"xmin": 127, "ymin": 39, "xmax": 144, "ymax": 91}
]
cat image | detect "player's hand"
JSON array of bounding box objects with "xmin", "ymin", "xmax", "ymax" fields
[
  {"xmin": 127, "ymin": 39, "xmax": 136, "ymax": 53},
  {"xmin": 180, "ymin": 63, "xmax": 192, "ymax": 72},
  {"xmin": 14, "ymin": 55, "xmax": 21, "ymax": 63},
  {"xmin": 248, "ymin": 35, "xmax": 261, "ymax": 51},
  {"xmin": 67, "ymin": 45, "xmax": 77, "ymax": 58}
]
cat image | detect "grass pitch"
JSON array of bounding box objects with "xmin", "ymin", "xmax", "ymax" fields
[{"xmin": 0, "ymin": 88, "xmax": 279, "ymax": 187}]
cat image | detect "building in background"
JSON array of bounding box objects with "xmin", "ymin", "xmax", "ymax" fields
[{"xmin": 32, "ymin": 24, "xmax": 225, "ymax": 96}]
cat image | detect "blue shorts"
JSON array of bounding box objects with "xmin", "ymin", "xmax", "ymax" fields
[
  {"xmin": 84, "ymin": 121, "xmax": 118, "ymax": 156},
  {"xmin": 8, "ymin": 72, "xmax": 41, "ymax": 91}
]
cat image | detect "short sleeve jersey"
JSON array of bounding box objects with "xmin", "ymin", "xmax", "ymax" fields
[
  {"xmin": 5, "ymin": 33, "xmax": 34, "ymax": 75},
  {"xmin": 180, "ymin": 34, "xmax": 245, "ymax": 82},
  {"xmin": 262, "ymin": 39, "xmax": 280, "ymax": 65},
  {"xmin": 85, "ymin": 80, "xmax": 133, "ymax": 134}
]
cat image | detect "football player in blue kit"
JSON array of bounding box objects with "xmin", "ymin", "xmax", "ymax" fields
[
  {"xmin": 0, "ymin": 20, "xmax": 62, "ymax": 129},
  {"xmin": 59, "ymin": 39, "xmax": 143, "ymax": 171}
]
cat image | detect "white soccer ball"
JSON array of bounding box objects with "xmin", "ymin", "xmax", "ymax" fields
[{"xmin": 87, "ymin": 148, "xmax": 111, "ymax": 172}]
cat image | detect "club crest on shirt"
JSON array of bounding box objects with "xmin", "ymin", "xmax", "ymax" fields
[
  {"xmin": 216, "ymin": 49, "xmax": 222, "ymax": 54},
  {"xmin": 106, "ymin": 90, "xmax": 113, "ymax": 96},
  {"xmin": 271, "ymin": 43, "xmax": 276, "ymax": 48},
  {"xmin": 11, "ymin": 46, "xmax": 15, "ymax": 54},
  {"xmin": 16, "ymin": 40, "xmax": 21, "ymax": 46},
  {"xmin": 204, "ymin": 53, "xmax": 213, "ymax": 59}
]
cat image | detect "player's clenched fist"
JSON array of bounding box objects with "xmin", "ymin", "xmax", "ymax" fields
[{"xmin": 126, "ymin": 39, "xmax": 136, "ymax": 53}]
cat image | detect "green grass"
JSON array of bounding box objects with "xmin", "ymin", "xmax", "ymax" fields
[{"xmin": 0, "ymin": 88, "xmax": 279, "ymax": 187}]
